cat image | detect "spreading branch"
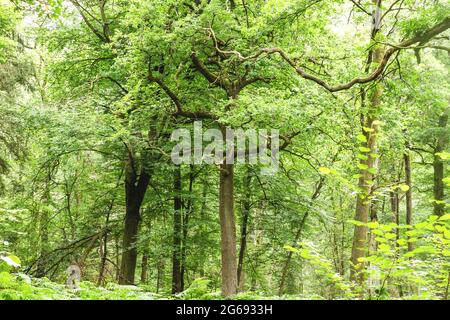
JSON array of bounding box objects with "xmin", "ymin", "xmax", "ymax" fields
[
  {"xmin": 147, "ymin": 72, "xmax": 216, "ymax": 120},
  {"xmin": 205, "ymin": 17, "xmax": 450, "ymax": 93}
]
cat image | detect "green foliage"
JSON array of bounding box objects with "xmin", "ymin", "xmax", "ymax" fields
[
  {"xmin": 176, "ymin": 278, "xmax": 216, "ymax": 300},
  {"xmin": 285, "ymin": 242, "xmax": 354, "ymax": 299},
  {"xmin": 0, "ymin": 0, "xmax": 449, "ymax": 301},
  {"xmin": 0, "ymin": 255, "xmax": 161, "ymax": 300},
  {"xmin": 356, "ymin": 215, "xmax": 450, "ymax": 299}
]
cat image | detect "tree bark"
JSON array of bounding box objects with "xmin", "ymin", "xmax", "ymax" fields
[
  {"xmin": 172, "ymin": 165, "xmax": 183, "ymax": 294},
  {"xmin": 350, "ymin": 92, "xmax": 382, "ymax": 287},
  {"xmin": 350, "ymin": 0, "xmax": 383, "ymax": 290},
  {"xmin": 219, "ymin": 162, "xmax": 238, "ymax": 297},
  {"xmin": 156, "ymin": 260, "xmax": 164, "ymax": 293},
  {"xmin": 237, "ymin": 168, "xmax": 251, "ymax": 291},
  {"xmin": 180, "ymin": 165, "xmax": 194, "ymax": 291},
  {"xmin": 404, "ymin": 149, "xmax": 414, "ymax": 252},
  {"xmin": 433, "ymin": 109, "xmax": 448, "ymax": 216},
  {"xmin": 140, "ymin": 251, "xmax": 148, "ymax": 283},
  {"xmin": 119, "ymin": 153, "xmax": 150, "ymax": 285},
  {"xmin": 36, "ymin": 171, "xmax": 51, "ymax": 278}
]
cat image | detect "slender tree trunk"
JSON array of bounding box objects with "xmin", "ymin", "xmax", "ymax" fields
[
  {"xmin": 140, "ymin": 221, "xmax": 151, "ymax": 284},
  {"xmin": 156, "ymin": 260, "xmax": 164, "ymax": 293},
  {"xmin": 433, "ymin": 109, "xmax": 448, "ymax": 216},
  {"xmin": 219, "ymin": 162, "xmax": 237, "ymax": 297},
  {"xmin": 36, "ymin": 208, "xmax": 49, "ymax": 277},
  {"xmin": 172, "ymin": 165, "xmax": 183, "ymax": 294},
  {"xmin": 97, "ymin": 225, "xmax": 109, "ymax": 286},
  {"xmin": 115, "ymin": 233, "xmax": 120, "ymax": 281},
  {"xmin": 180, "ymin": 165, "xmax": 194, "ymax": 291},
  {"xmin": 390, "ymin": 167, "xmax": 401, "ymax": 242},
  {"xmin": 237, "ymin": 168, "xmax": 251, "ymax": 291},
  {"xmin": 279, "ymin": 178, "xmax": 324, "ymax": 295},
  {"xmin": 140, "ymin": 251, "xmax": 148, "ymax": 283},
  {"xmin": 36, "ymin": 171, "xmax": 51, "ymax": 277},
  {"xmin": 198, "ymin": 182, "xmax": 208, "ymax": 277},
  {"xmin": 404, "ymin": 149, "xmax": 414, "ymax": 252},
  {"xmin": 98, "ymin": 197, "xmax": 114, "ymax": 286}
]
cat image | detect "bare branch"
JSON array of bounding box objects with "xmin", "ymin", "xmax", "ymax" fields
[{"xmin": 349, "ymin": 0, "xmax": 370, "ymax": 15}]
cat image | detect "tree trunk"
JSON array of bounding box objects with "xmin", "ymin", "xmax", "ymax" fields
[
  {"xmin": 36, "ymin": 208, "xmax": 49, "ymax": 277},
  {"xmin": 404, "ymin": 150, "xmax": 414, "ymax": 252},
  {"xmin": 97, "ymin": 230, "xmax": 108, "ymax": 286},
  {"xmin": 36, "ymin": 171, "xmax": 51, "ymax": 277},
  {"xmin": 140, "ymin": 251, "xmax": 148, "ymax": 283},
  {"xmin": 120, "ymin": 203, "xmax": 140, "ymax": 284},
  {"xmin": 198, "ymin": 182, "xmax": 208, "ymax": 277},
  {"xmin": 350, "ymin": 1, "xmax": 383, "ymax": 290},
  {"xmin": 180, "ymin": 164, "xmax": 194, "ymax": 291},
  {"xmin": 237, "ymin": 168, "xmax": 251, "ymax": 291},
  {"xmin": 172, "ymin": 165, "xmax": 183, "ymax": 294},
  {"xmin": 278, "ymin": 178, "xmax": 324, "ymax": 295},
  {"xmin": 219, "ymin": 162, "xmax": 237, "ymax": 297},
  {"xmin": 98, "ymin": 198, "xmax": 114, "ymax": 286},
  {"xmin": 156, "ymin": 260, "xmax": 164, "ymax": 293},
  {"xmin": 433, "ymin": 109, "xmax": 448, "ymax": 216},
  {"xmin": 119, "ymin": 154, "xmax": 150, "ymax": 285},
  {"xmin": 350, "ymin": 94, "xmax": 382, "ymax": 287}
]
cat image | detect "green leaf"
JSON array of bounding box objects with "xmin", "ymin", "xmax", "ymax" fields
[
  {"xmin": 399, "ymin": 185, "xmax": 410, "ymax": 192},
  {"xmin": 357, "ymin": 163, "xmax": 368, "ymax": 170},
  {"xmin": 0, "ymin": 255, "xmax": 20, "ymax": 268},
  {"xmin": 356, "ymin": 134, "xmax": 367, "ymax": 142},
  {"xmin": 359, "ymin": 146, "xmax": 371, "ymax": 153},
  {"xmin": 367, "ymin": 167, "xmax": 377, "ymax": 174},
  {"xmin": 319, "ymin": 167, "xmax": 331, "ymax": 175},
  {"xmin": 362, "ymin": 127, "xmax": 374, "ymax": 133},
  {"xmin": 367, "ymin": 221, "xmax": 379, "ymax": 228},
  {"xmin": 438, "ymin": 214, "xmax": 450, "ymax": 221},
  {"xmin": 356, "ymin": 154, "xmax": 368, "ymax": 160},
  {"xmin": 435, "ymin": 151, "xmax": 450, "ymax": 160}
]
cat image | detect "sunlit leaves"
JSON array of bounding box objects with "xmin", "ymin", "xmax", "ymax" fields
[{"xmin": 356, "ymin": 134, "xmax": 367, "ymax": 143}]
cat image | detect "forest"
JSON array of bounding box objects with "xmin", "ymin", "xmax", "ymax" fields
[{"xmin": 0, "ymin": 0, "xmax": 449, "ymax": 301}]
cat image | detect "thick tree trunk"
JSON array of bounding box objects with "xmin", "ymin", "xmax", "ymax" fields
[
  {"xmin": 119, "ymin": 154, "xmax": 150, "ymax": 285},
  {"xmin": 433, "ymin": 109, "xmax": 448, "ymax": 216},
  {"xmin": 350, "ymin": 1, "xmax": 383, "ymax": 290},
  {"xmin": 120, "ymin": 202, "xmax": 140, "ymax": 284},
  {"xmin": 237, "ymin": 169, "xmax": 251, "ymax": 291},
  {"xmin": 219, "ymin": 162, "xmax": 237, "ymax": 297},
  {"xmin": 172, "ymin": 165, "xmax": 183, "ymax": 294},
  {"xmin": 350, "ymin": 103, "xmax": 381, "ymax": 286}
]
